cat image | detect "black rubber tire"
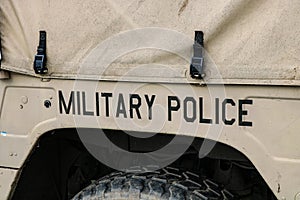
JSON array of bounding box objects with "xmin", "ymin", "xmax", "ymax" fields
[{"xmin": 71, "ymin": 167, "xmax": 236, "ymax": 200}]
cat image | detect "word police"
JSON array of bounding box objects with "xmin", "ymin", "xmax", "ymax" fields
[{"xmin": 58, "ymin": 90, "xmax": 253, "ymax": 127}]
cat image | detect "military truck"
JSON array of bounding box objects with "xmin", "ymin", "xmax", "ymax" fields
[{"xmin": 0, "ymin": 1, "xmax": 299, "ymax": 199}]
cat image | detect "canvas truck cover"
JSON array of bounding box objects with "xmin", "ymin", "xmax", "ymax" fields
[{"xmin": 0, "ymin": 0, "xmax": 300, "ymax": 83}]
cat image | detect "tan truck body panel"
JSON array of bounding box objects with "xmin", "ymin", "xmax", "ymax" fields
[
  {"xmin": 0, "ymin": 74, "xmax": 300, "ymax": 199},
  {"xmin": 1, "ymin": 0, "xmax": 300, "ymax": 199}
]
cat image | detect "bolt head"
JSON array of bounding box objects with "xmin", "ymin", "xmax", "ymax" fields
[{"xmin": 44, "ymin": 100, "xmax": 51, "ymax": 108}]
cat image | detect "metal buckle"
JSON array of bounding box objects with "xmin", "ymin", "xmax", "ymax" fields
[{"xmin": 190, "ymin": 31, "xmax": 204, "ymax": 79}]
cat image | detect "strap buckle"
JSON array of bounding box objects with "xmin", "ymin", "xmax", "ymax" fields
[{"xmin": 190, "ymin": 31, "xmax": 204, "ymax": 79}]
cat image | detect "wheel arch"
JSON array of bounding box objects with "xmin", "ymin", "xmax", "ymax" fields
[{"xmin": 10, "ymin": 127, "xmax": 277, "ymax": 199}]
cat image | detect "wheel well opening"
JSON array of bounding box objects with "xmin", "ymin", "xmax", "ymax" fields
[{"xmin": 11, "ymin": 128, "xmax": 276, "ymax": 200}]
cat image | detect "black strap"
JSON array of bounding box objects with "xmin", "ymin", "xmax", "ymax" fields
[
  {"xmin": 37, "ymin": 31, "xmax": 46, "ymax": 55},
  {"xmin": 0, "ymin": 35, "xmax": 2, "ymax": 65},
  {"xmin": 190, "ymin": 31, "xmax": 204, "ymax": 79},
  {"xmin": 33, "ymin": 31, "xmax": 48, "ymax": 74}
]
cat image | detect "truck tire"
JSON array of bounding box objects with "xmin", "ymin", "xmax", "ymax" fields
[{"xmin": 71, "ymin": 167, "xmax": 235, "ymax": 200}]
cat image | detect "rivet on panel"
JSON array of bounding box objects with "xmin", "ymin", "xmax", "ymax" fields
[{"xmin": 21, "ymin": 96, "xmax": 28, "ymax": 104}]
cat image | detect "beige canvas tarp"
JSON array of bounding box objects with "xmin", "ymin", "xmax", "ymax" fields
[{"xmin": 0, "ymin": 0, "xmax": 300, "ymax": 82}]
